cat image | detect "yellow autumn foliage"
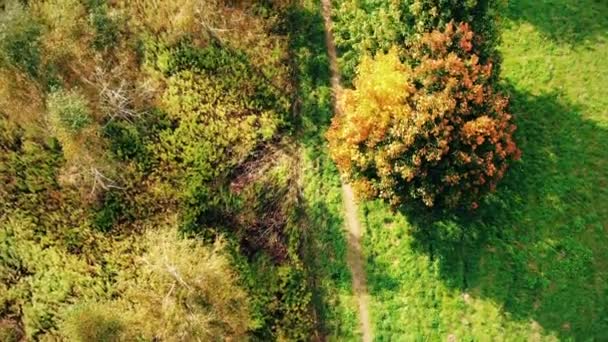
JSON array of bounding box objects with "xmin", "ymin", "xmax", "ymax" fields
[{"xmin": 328, "ymin": 23, "xmax": 520, "ymax": 208}]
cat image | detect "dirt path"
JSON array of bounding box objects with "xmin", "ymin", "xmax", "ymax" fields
[{"xmin": 320, "ymin": 1, "xmax": 373, "ymax": 341}]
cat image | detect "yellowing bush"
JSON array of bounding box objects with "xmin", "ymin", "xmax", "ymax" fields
[
  {"xmin": 327, "ymin": 23, "xmax": 520, "ymax": 209},
  {"xmin": 60, "ymin": 227, "xmax": 252, "ymax": 341},
  {"xmin": 123, "ymin": 0, "xmax": 221, "ymax": 44},
  {"xmin": 125, "ymin": 230, "xmax": 251, "ymax": 340}
]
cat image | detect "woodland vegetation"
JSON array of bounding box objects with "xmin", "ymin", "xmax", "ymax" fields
[
  {"xmin": 1, "ymin": 0, "xmax": 606, "ymax": 341},
  {"xmin": 0, "ymin": 0, "xmax": 316, "ymax": 340}
]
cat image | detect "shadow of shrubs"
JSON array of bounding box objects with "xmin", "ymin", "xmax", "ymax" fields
[
  {"xmin": 399, "ymin": 83, "xmax": 608, "ymax": 339},
  {"xmin": 504, "ymin": 0, "xmax": 608, "ymax": 46}
]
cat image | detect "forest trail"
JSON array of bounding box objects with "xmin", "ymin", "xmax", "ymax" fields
[{"xmin": 320, "ymin": 0, "xmax": 373, "ymax": 341}]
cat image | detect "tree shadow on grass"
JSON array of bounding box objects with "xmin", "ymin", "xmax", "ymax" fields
[
  {"xmin": 504, "ymin": 0, "xmax": 608, "ymax": 46},
  {"xmin": 401, "ymin": 84, "xmax": 608, "ymax": 339}
]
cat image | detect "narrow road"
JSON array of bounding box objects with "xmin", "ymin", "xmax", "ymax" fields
[{"xmin": 320, "ymin": 1, "xmax": 373, "ymax": 341}]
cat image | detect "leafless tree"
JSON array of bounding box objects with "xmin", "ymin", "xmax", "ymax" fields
[{"xmin": 90, "ymin": 166, "xmax": 123, "ymax": 197}]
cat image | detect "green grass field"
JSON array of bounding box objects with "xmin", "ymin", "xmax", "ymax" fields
[
  {"xmin": 290, "ymin": 1, "xmax": 360, "ymax": 339},
  {"xmin": 359, "ymin": 0, "xmax": 608, "ymax": 339}
]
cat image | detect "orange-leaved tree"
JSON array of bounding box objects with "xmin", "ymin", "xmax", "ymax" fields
[{"xmin": 327, "ymin": 22, "xmax": 520, "ymax": 209}]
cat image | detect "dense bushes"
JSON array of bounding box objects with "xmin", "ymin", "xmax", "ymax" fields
[
  {"xmin": 0, "ymin": 116, "xmax": 61, "ymax": 209},
  {"xmin": 0, "ymin": 213, "xmax": 109, "ymax": 340},
  {"xmin": 333, "ymin": 0, "xmax": 503, "ymax": 83},
  {"xmin": 237, "ymin": 254, "xmax": 314, "ymax": 340},
  {"xmin": 0, "ymin": 0, "xmax": 318, "ymax": 339},
  {"xmin": 144, "ymin": 41, "xmax": 288, "ymax": 231},
  {"xmin": 0, "ymin": 2, "xmax": 42, "ymax": 78},
  {"xmin": 47, "ymin": 89, "xmax": 93, "ymax": 135},
  {"xmin": 329, "ymin": 0, "xmax": 518, "ymax": 210},
  {"xmin": 159, "ymin": 69, "xmax": 281, "ymax": 178},
  {"xmin": 127, "ymin": 230, "xmax": 251, "ymax": 340},
  {"xmin": 87, "ymin": 0, "xmax": 120, "ymax": 51},
  {"xmin": 1, "ymin": 211, "xmax": 252, "ymax": 341},
  {"xmin": 58, "ymin": 228, "xmax": 251, "ymax": 341},
  {"xmin": 327, "ymin": 23, "xmax": 520, "ymax": 208}
]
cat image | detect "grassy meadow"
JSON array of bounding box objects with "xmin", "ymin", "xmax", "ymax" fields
[
  {"xmin": 290, "ymin": 1, "xmax": 360, "ymax": 339},
  {"xmin": 357, "ymin": 0, "xmax": 608, "ymax": 340}
]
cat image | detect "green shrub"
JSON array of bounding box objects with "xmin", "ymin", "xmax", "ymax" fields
[
  {"xmin": 0, "ymin": 213, "xmax": 107, "ymax": 340},
  {"xmin": 327, "ymin": 23, "xmax": 520, "ymax": 209},
  {"xmin": 46, "ymin": 88, "xmax": 102, "ymax": 172},
  {"xmin": 160, "ymin": 69, "xmax": 279, "ymax": 177},
  {"xmin": 333, "ymin": 0, "xmax": 503, "ymax": 83},
  {"xmin": 0, "ymin": 2, "xmax": 42, "ymax": 78},
  {"xmin": 93, "ymin": 191, "xmax": 127, "ymax": 232},
  {"xmin": 180, "ymin": 178, "xmax": 239, "ymax": 232},
  {"xmin": 236, "ymin": 254, "xmax": 314, "ymax": 341},
  {"xmin": 273, "ymin": 264, "xmax": 314, "ymax": 340},
  {"xmin": 103, "ymin": 121, "xmax": 146, "ymax": 162},
  {"xmin": 87, "ymin": 2, "xmax": 120, "ymax": 51},
  {"xmin": 47, "ymin": 89, "xmax": 93, "ymax": 134},
  {"xmin": 0, "ymin": 117, "xmax": 62, "ymax": 209},
  {"xmin": 147, "ymin": 44, "xmax": 285, "ymax": 230},
  {"xmin": 147, "ymin": 41, "xmax": 289, "ymax": 112}
]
